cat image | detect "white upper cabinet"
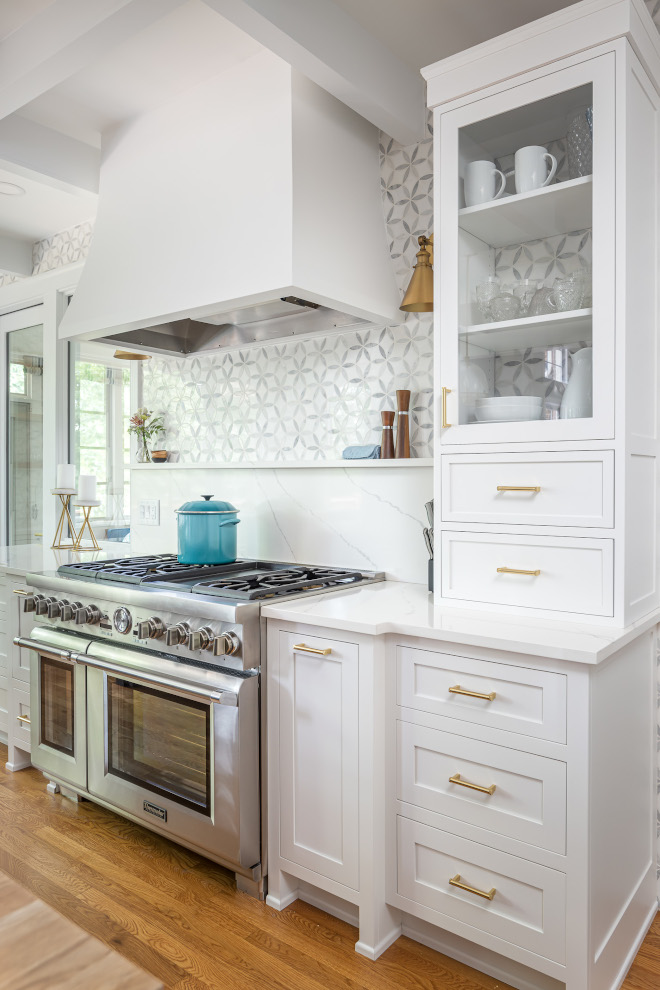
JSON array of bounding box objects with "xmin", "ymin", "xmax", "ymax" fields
[{"xmin": 437, "ymin": 54, "xmax": 614, "ymax": 445}]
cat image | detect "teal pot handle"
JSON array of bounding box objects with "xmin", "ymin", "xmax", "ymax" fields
[{"xmin": 218, "ymin": 518, "xmax": 239, "ymax": 528}]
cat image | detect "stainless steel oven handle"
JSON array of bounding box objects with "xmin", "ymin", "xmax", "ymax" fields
[
  {"xmin": 76, "ymin": 653, "xmax": 238, "ymax": 706},
  {"xmin": 13, "ymin": 636, "xmax": 81, "ymax": 664}
]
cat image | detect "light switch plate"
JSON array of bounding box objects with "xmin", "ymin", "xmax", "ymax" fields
[{"xmin": 139, "ymin": 499, "xmax": 160, "ymax": 525}]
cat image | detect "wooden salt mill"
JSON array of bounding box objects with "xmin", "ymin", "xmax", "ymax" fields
[
  {"xmin": 380, "ymin": 410, "xmax": 395, "ymax": 459},
  {"xmin": 395, "ymin": 389, "xmax": 411, "ymax": 458}
]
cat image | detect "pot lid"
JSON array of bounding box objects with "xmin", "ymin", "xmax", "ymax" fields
[{"xmin": 175, "ymin": 495, "xmax": 238, "ymax": 514}]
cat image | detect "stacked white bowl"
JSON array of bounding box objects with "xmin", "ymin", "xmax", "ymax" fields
[{"xmin": 475, "ymin": 395, "xmax": 543, "ymax": 423}]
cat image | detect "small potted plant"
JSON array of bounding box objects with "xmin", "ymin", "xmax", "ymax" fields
[{"xmin": 128, "ymin": 408, "xmax": 165, "ymax": 463}]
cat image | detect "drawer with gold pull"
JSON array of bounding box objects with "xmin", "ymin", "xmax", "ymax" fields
[
  {"xmin": 396, "ymin": 817, "xmax": 566, "ymax": 963},
  {"xmin": 397, "ymin": 645, "xmax": 566, "ymax": 742},
  {"xmin": 441, "ymin": 531, "xmax": 613, "ymax": 616},
  {"xmin": 397, "ymin": 721, "xmax": 566, "ymax": 852},
  {"xmin": 10, "ymin": 686, "xmax": 31, "ymax": 749},
  {"xmin": 441, "ymin": 450, "xmax": 613, "ymax": 527}
]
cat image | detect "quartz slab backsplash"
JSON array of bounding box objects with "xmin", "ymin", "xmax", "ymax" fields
[{"xmin": 130, "ymin": 464, "xmax": 433, "ymax": 584}]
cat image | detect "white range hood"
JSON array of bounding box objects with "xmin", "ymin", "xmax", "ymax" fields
[{"xmin": 58, "ymin": 49, "xmax": 400, "ymax": 356}]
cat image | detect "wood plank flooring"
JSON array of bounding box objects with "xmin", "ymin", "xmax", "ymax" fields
[
  {"xmin": 0, "ymin": 872, "xmax": 163, "ymax": 989},
  {"xmin": 0, "ymin": 744, "xmax": 658, "ymax": 990}
]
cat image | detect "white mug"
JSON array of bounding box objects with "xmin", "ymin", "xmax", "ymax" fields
[
  {"xmin": 510, "ymin": 145, "xmax": 557, "ymax": 194},
  {"xmin": 464, "ymin": 160, "xmax": 507, "ymax": 207}
]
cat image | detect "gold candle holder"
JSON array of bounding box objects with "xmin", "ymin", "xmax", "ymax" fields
[
  {"xmin": 72, "ymin": 500, "xmax": 101, "ymax": 551},
  {"xmin": 51, "ymin": 489, "xmax": 79, "ymax": 550}
]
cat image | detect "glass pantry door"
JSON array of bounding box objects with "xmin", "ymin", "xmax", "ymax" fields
[{"xmin": 437, "ymin": 52, "xmax": 615, "ymax": 445}]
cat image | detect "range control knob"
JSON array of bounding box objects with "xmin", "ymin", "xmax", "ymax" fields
[
  {"xmin": 165, "ymin": 622, "xmax": 190, "ymax": 647},
  {"xmin": 188, "ymin": 626, "xmax": 213, "ymax": 652},
  {"xmin": 47, "ymin": 598, "xmax": 69, "ymax": 619},
  {"xmin": 213, "ymin": 631, "xmax": 240, "ymax": 657},
  {"xmin": 60, "ymin": 601, "xmax": 80, "ymax": 622},
  {"xmin": 23, "ymin": 594, "xmax": 40, "ymax": 613},
  {"xmin": 75, "ymin": 605, "xmax": 102, "ymax": 625},
  {"xmin": 137, "ymin": 617, "xmax": 166, "ymax": 641},
  {"xmin": 36, "ymin": 596, "xmax": 55, "ymax": 616}
]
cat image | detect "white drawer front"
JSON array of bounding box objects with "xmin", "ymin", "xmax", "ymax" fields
[
  {"xmin": 441, "ymin": 532, "xmax": 613, "ymax": 615},
  {"xmin": 397, "ymin": 817, "xmax": 566, "ymax": 963},
  {"xmin": 398, "ymin": 646, "xmax": 567, "ymax": 742},
  {"xmin": 10, "ymin": 686, "xmax": 31, "ymax": 749},
  {"xmin": 441, "ymin": 451, "xmax": 614, "ymax": 527},
  {"xmin": 398, "ymin": 721, "xmax": 566, "ymax": 853}
]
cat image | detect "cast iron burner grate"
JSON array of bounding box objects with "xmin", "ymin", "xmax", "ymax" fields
[
  {"xmin": 192, "ymin": 565, "xmax": 365, "ymax": 601},
  {"xmin": 58, "ymin": 554, "xmax": 251, "ymax": 585}
]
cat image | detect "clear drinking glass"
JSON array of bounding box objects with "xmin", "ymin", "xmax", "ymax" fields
[
  {"xmin": 552, "ymin": 276, "xmax": 584, "ymax": 312},
  {"xmin": 513, "ymin": 279, "xmax": 539, "ymax": 316},
  {"xmin": 475, "ymin": 276, "xmax": 501, "ymax": 321},
  {"xmin": 567, "ymin": 105, "xmax": 593, "ymax": 179},
  {"xmin": 490, "ymin": 289, "xmax": 522, "ymax": 322}
]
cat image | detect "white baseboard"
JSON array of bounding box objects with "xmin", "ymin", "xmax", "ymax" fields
[
  {"xmin": 355, "ymin": 927, "xmax": 401, "ymax": 961},
  {"xmin": 400, "ymin": 914, "xmax": 564, "ymax": 990}
]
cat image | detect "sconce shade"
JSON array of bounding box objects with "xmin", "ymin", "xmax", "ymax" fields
[
  {"xmin": 113, "ymin": 350, "xmax": 152, "ymax": 361},
  {"xmin": 400, "ymin": 235, "xmax": 434, "ymax": 312}
]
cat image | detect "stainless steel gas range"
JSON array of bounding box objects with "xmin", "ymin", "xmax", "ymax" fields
[{"xmin": 15, "ymin": 555, "xmax": 383, "ymax": 897}]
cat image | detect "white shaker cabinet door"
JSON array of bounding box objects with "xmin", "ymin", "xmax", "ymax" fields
[{"xmin": 278, "ymin": 631, "xmax": 360, "ymax": 889}]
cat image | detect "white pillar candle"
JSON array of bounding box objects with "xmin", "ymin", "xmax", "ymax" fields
[
  {"xmin": 56, "ymin": 464, "xmax": 75, "ymax": 490},
  {"xmin": 78, "ymin": 475, "xmax": 97, "ymax": 502}
]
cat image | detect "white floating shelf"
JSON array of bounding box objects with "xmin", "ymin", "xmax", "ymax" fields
[
  {"xmin": 461, "ymin": 308, "xmax": 592, "ymax": 352},
  {"xmin": 132, "ymin": 459, "xmax": 434, "ymax": 470},
  {"xmin": 459, "ymin": 175, "xmax": 592, "ymax": 247}
]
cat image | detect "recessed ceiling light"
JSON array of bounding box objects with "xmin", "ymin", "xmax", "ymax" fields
[{"xmin": 0, "ymin": 181, "xmax": 26, "ymax": 196}]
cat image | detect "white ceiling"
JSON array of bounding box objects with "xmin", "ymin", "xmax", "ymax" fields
[
  {"xmin": 0, "ymin": 0, "xmax": 581, "ymax": 258},
  {"xmin": 0, "ymin": 164, "xmax": 95, "ymax": 243},
  {"xmin": 17, "ymin": 0, "xmax": 265, "ymax": 148},
  {"xmin": 332, "ymin": 0, "xmax": 579, "ymax": 70}
]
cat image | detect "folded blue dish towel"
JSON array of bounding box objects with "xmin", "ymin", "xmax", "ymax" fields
[{"xmin": 342, "ymin": 444, "xmax": 381, "ymax": 460}]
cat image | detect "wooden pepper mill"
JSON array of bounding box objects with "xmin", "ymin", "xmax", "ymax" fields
[
  {"xmin": 395, "ymin": 389, "xmax": 411, "ymax": 458},
  {"xmin": 380, "ymin": 410, "xmax": 395, "ymax": 458}
]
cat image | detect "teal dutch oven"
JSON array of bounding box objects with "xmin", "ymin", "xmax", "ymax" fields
[{"xmin": 175, "ymin": 495, "xmax": 239, "ymax": 565}]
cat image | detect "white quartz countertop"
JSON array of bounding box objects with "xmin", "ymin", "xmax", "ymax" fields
[
  {"xmin": 262, "ymin": 581, "xmax": 660, "ymax": 664},
  {"xmin": 0, "ymin": 542, "xmax": 130, "ymax": 577}
]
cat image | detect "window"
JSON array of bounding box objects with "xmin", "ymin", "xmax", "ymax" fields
[{"xmin": 69, "ymin": 342, "xmax": 132, "ymax": 539}]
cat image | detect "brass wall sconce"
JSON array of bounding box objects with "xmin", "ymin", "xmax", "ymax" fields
[
  {"xmin": 400, "ymin": 234, "xmax": 433, "ymax": 312},
  {"xmin": 113, "ymin": 350, "xmax": 152, "ymax": 361}
]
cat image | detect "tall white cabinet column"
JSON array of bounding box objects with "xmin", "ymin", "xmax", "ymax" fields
[{"xmin": 426, "ymin": 0, "xmax": 660, "ymax": 627}]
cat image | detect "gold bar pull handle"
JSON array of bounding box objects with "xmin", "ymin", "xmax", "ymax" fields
[
  {"xmin": 13, "ymin": 589, "xmax": 29, "ymax": 595},
  {"xmin": 496, "ymin": 486, "xmax": 541, "ymax": 493},
  {"xmin": 449, "ymin": 773, "xmax": 496, "ymax": 796},
  {"xmin": 294, "ymin": 643, "xmax": 332, "ymax": 656},
  {"xmin": 441, "ymin": 386, "xmax": 452, "ymax": 428},
  {"xmin": 497, "ymin": 567, "xmax": 541, "ymax": 576},
  {"xmin": 449, "ymin": 874, "xmax": 496, "ymax": 901},
  {"xmin": 449, "ymin": 684, "xmax": 496, "ymax": 702},
  {"xmin": 16, "ymin": 714, "xmax": 30, "ymax": 725}
]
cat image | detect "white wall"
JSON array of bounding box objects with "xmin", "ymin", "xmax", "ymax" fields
[{"xmin": 130, "ymin": 464, "xmax": 432, "ymax": 583}]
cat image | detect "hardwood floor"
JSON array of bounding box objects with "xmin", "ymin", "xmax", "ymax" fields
[{"xmin": 0, "ymin": 744, "xmax": 657, "ymax": 990}]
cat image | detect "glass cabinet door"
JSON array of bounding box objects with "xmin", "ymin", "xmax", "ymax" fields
[
  {"xmin": 7, "ymin": 322, "xmax": 44, "ymax": 542},
  {"xmin": 438, "ymin": 52, "xmax": 615, "ymax": 444}
]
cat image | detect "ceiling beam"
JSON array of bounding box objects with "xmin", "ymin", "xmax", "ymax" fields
[
  {"xmin": 203, "ymin": 0, "xmax": 425, "ymax": 145},
  {"xmin": 0, "ymin": 115, "xmax": 100, "ymax": 194},
  {"xmin": 0, "ymin": 235, "xmax": 32, "ymax": 276},
  {"xmin": 0, "ymin": 0, "xmax": 185, "ymax": 123}
]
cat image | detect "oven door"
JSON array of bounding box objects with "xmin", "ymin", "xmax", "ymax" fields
[
  {"xmin": 83, "ymin": 645, "xmax": 259, "ymax": 873},
  {"xmin": 17, "ymin": 628, "xmax": 89, "ymax": 789}
]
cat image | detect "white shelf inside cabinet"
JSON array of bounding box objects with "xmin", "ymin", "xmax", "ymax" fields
[
  {"xmin": 459, "ymin": 175, "xmax": 592, "ymax": 246},
  {"xmin": 461, "ymin": 308, "xmax": 592, "ymax": 352}
]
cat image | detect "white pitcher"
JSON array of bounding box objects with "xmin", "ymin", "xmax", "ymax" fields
[{"xmin": 560, "ymin": 347, "xmax": 592, "ymax": 419}]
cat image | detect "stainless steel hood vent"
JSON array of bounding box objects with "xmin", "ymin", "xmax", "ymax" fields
[
  {"xmin": 98, "ymin": 298, "xmax": 367, "ymax": 356},
  {"xmin": 58, "ymin": 52, "xmax": 399, "ymax": 357}
]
